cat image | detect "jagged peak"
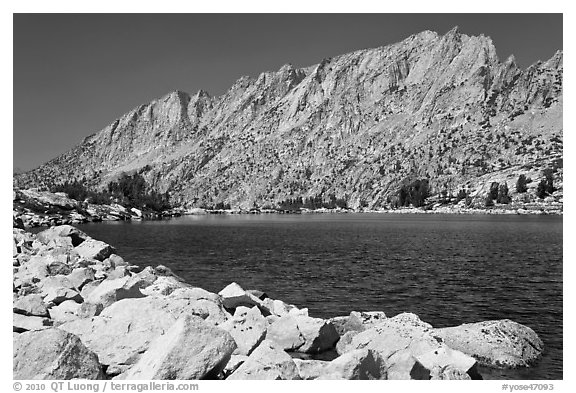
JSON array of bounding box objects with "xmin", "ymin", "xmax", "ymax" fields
[
  {"xmin": 166, "ymin": 89, "xmax": 191, "ymax": 100},
  {"xmin": 543, "ymin": 50, "xmax": 563, "ymax": 69},
  {"xmin": 504, "ymin": 54, "xmax": 516, "ymax": 65},
  {"xmin": 279, "ymin": 63, "xmax": 295, "ymax": 72},
  {"xmin": 195, "ymin": 89, "xmax": 211, "ymax": 99},
  {"xmin": 444, "ymin": 25, "xmax": 460, "ymax": 37}
]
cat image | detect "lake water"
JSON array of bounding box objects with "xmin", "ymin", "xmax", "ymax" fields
[{"xmin": 76, "ymin": 213, "xmax": 562, "ymax": 380}]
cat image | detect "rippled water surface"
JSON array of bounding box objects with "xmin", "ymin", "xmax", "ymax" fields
[{"xmin": 77, "ymin": 213, "xmax": 562, "ymax": 380}]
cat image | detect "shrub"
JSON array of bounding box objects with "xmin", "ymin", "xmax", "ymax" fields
[
  {"xmin": 489, "ymin": 182, "xmax": 499, "ymax": 200},
  {"xmin": 455, "ymin": 189, "xmax": 468, "ymax": 203},
  {"xmin": 484, "ymin": 193, "xmax": 494, "ymax": 207},
  {"xmin": 536, "ymin": 180, "xmax": 547, "ymax": 199},
  {"xmin": 398, "ymin": 179, "xmax": 430, "ymax": 208},
  {"xmin": 516, "ymin": 174, "xmax": 528, "ymax": 193},
  {"xmin": 497, "ymin": 183, "xmax": 511, "ymax": 204}
]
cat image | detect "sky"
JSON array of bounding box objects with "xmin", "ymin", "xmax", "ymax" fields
[{"xmin": 13, "ymin": 13, "xmax": 563, "ymax": 172}]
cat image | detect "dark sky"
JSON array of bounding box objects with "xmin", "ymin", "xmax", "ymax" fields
[{"xmin": 13, "ymin": 13, "xmax": 563, "ymax": 172}]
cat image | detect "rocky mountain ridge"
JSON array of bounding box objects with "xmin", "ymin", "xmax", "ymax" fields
[{"xmin": 15, "ymin": 27, "xmax": 563, "ymax": 210}]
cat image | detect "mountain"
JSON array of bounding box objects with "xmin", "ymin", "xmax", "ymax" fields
[{"xmin": 15, "ymin": 27, "xmax": 563, "ymax": 210}]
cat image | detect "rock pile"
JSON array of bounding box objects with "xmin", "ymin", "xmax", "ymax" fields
[
  {"xmin": 12, "ymin": 188, "xmax": 182, "ymax": 229},
  {"xmin": 13, "ymin": 225, "xmax": 544, "ymax": 380}
]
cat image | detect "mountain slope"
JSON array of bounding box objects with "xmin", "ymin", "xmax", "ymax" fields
[{"xmin": 15, "ymin": 27, "xmax": 563, "ymax": 210}]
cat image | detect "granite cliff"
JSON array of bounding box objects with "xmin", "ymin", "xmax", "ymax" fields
[{"xmin": 15, "ymin": 27, "xmax": 563, "ymax": 210}]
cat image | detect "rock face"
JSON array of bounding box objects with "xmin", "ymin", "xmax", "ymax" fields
[
  {"xmin": 121, "ymin": 315, "xmax": 236, "ymax": 380},
  {"xmin": 15, "ymin": 28, "xmax": 563, "ymax": 211},
  {"xmin": 13, "ymin": 328, "xmax": 104, "ymax": 379},
  {"xmin": 432, "ymin": 319, "xmax": 544, "ymax": 368}
]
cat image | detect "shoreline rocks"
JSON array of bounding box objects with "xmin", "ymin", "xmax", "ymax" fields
[
  {"xmin": 13, "ymin": 225, "xmax": 545, "ymax": 380},
  {"xmin": 13, "ymin": 187, "xmax": 562, "ymax": 231}
]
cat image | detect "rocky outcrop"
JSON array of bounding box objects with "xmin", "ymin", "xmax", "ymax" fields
[
  {"xmin": 15, "ymin": 28, "xmax": 562, "ymax": 213},
  {"xmin": 13, "ymin": 226, "xmax": 545, "ymax": 380},
  {"xmin": 431, "ymin": 319, "xmax": 544, "ymax": 368},
  {"xmin": 12, "ymin": 188, "xmax": 175, "ymax": 229}
]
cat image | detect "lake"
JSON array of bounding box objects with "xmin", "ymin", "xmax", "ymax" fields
[{"xmin": 76, "ymin": 213, "xmax": 563, "ymax": 380}]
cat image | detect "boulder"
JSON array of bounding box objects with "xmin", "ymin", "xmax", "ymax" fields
[
  {"xmin": 15, "ymin": 256, "xmax": 49, "ymax": 284},
  {"xmin": 39, "ymin": 275, "xmax": 75, "ymax": 292},
  {"xmin": 104, "ymin": 254, "xmax": 129, "ymax": 268},
  {"xmin": 317, "ymin": 349, "xmax": 387, "ymax": 380},
  {"xmin": 13, "ymin": 313, "xmax": 53, "ymax": 333},
  {"xmin": 293, "ymin": 358, "xmax": 329, "ymax": 380},
  {"xmin": 68, "ymin": 267, "xmax": 96, "ymax": 290},
  {"xmin": 60, "ymin": 299, "xmax": 179, "ymax": 373},
  {"xmin": 341, "ymin": 313, "xmax": 481, "ymax": 380},
  {"xmin": 219, "ymin": 282, "xmax": 263, "ymax": 309},
  {"xmin": 43, "ymin": 287, "xmax": 82, "ymax": 305},
  {"xmin": 107, "ymin": 266, "xmax": 130, "ymax": 280},
  {"xmin": 120, "ymin": 315, "xmax": 237, "ymax": 379},
  {"xmin": 430, "ymin": 365, "xmax": 473, "ymax": 380},
  {"xmin": 77, "ymin": 302, "xmax": 104, "ymax": 318},
  {"xmin": 13, "ymin": 294, "xmax": 49, "ymax": 317},
  {"xmin": 46, "ymin": 261, "xmax": 73, "ymax": 276},
  {"xmin": 84, "ymin": 276, "xmax": 145, "ymax": 308},
  {"xmin": 341, "ymin": 312, "xmax": 436, "ymax": 358},
  {"xmin": 60, "ymin": 294, "xmax": 229, "ymax": 373},
  {"xmin": 266, "ymin": 315, "xmax": 303, "ymax": 350},
  {"xmin": 336, "ymin": 331, "xmax": 358, "ymax": 355},
  {"xmin": 262, "ymin": 298, "xmax": 291, "ymax": 316},
  {"xmin": 431, "ymin": 319, "xmax": 544, "ymax": 368},
  {"xmin": 330, "ymin": 311, "xmax": 387, "ymax": 336},
  {"xmin": 75, "ymin": 238, "xmax": 115, "ymax": 261},
  {"xmin": 13, "ymin": 328, "xmax": 103, "ymax": 379},
  {"xmin": 220, "ymin": 306, "xmax": 267, "ymax": 355},
  {"xmin": 227, "ymin": 340, "xmax": 301, "ymax": 380},
  {"xmin": 140, "ymin": 275, "xmax": 188, "ymax": 297},
  {"xmin": 80, "ymin": 280, "xmax": 102, "ymax": 298},
  {"xmin": 49, "ymin": 300, "xmax": 81, "ymax": 323},
  {"xmin": 246, "ymin": 289, "xmax": 268, "ymax": 300},
  {"xmin": 267, "ymin": 315, "xmax": 339, "ymax": 353},
  {"xmin": 223, "ymin": 355, "xmax": 248, "ymax": 377},
  {"xmin": 168, "ymin": 287, "xmax": 231, "ymax": 325},
  {"xmin": 46, "ymin": 236, "xmax": 73, "ymax": 250},
  {"xmin": 36, "ymin": 225, "xmax": 88, "ymax": 247}
]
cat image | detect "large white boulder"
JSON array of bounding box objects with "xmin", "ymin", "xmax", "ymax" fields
[
  {"xmin": 75, "ymin": 238, "xmax": 115, "ymax": 261},
  {"xmin": 317, "ymin": 349, "xmax": 387, "ymax": 380},
  {"xmin": 219, "ymin": 306, "xmax": 267, "ymax": 355},
  {"xmin": 227, "ymin": 340, "xmax": 301, "ymax": 380},
  {"xmin": 120, "ymin": 315, "xmax": 236, "ymax": 379},
  {"xmin": 432, "ymin": 319, "xmax": 544, "ymax": 368},
  {"xmin": 267, "ymin": 315, "xmax": 339, "ymax": 353},
  {"xmin": 13, "ymin": 328, "xmax": 104, "ymax": 379},
  {"xmin": 84, "ymin": 276, "xmax": 145, "ymax": 308}
]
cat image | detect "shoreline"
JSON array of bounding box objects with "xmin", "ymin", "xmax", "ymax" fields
[
  {"xmin": 13, "ymin": 188, "xmax": 562, "ymax": 230},
  {"xmin": 13, "ymin": 224, "xmax": 547, "ymax": 380}
]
